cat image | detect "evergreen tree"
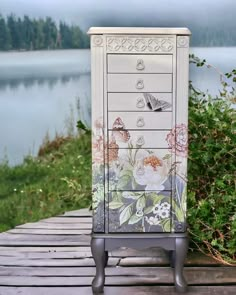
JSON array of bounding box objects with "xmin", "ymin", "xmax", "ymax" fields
[
  {"xmin": 0, "ymin": 15, "xmax": 11, "ymax": 50},
  {"xmin": 59, "ymin": 21, "xmax": 73, "ymax": 49},
  {"xmin": 22, "ymin": 16, "xmax": 34, "ymax": 50},
  {"xmin": 7, "ymin": 14, "xmax": 21, "ymax": 49},
  {"xmin": 43, "ymin": 17, "xmax": 57, "ymax": 49}
]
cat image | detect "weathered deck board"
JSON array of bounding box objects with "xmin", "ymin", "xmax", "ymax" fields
[
  {"xmin": 40, "ymin": 217, "xmax": 92, "ymax": 223},
  {"xmin": 0, "ymin": 208, "xmax": 235, "ymax": 295},
  {"xmin": 0, "ymin": 268, "xmax": 236, "ymax": 286},
  {"xmin": 0, "ymin": 286, "xmax": 235, "ymax": 295},
  {"xmin": 0, "ymin": 232, "xmax": 91, "ymax": 246},
  {"xmin": 60, "ymin": 208, "xmax": 92, "ymax": 217},
  {"xmin": 0, "ymin": 246, "xmax": 90, "ymax": 252},
  {"xmin": 7, "ymin": 228, "xmax": 91, "ymax": 235},
  {"xmin": 0, "ymin": 266, "xmax": 235, "ymax": 284},
  {"xmin": 15, "ymin": 222, "xmax": 92, "ymax": 229}
]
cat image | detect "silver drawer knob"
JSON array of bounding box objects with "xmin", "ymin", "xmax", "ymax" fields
[
  {"xmin": 136, "ymin": 136, "xmax": 145, "ymax": 146},
  {"xmin": 136, "ymin": 79, "xmax": 144, "ymax": 90},
  {"xmin": 136, "ymin": 59, "xmax": 145, "ymax": 71},
  {"xmin": 136, "ymin": 117, "xmax": 145, "ymax": 127},
  {"xmin": 136, "ymin": 97, "xmax": 145, "ymax": 108}
]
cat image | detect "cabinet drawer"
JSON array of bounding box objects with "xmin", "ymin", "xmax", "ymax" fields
[
  {"xmin": 108, "ymin": 93, "xmax": 172, "ymax": 111},
  {"xmin": 108, "ymin": 74, "xmax": 172, "ymax": 92},
  {"xmin": 108, "ymin": 148, "xmax": 172, "ymax": 192},
  {"xmin": 108, "ymin": 191, "xmax": 172, "ymax": 233},
  {"xmin": 108, "ymin": 112, "xmax": 172, "ymax": 130},
  {"xmin": 107, "ymin": 54, "xmax": 172, "ymax": 73},
  {"xmin": 108, "ymin": 130, "xmax": 170, "ymax": 148}
]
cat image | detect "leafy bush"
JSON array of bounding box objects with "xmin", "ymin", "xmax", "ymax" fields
[
  {"xmin": 0, "ymin": 132, "xmax": 91, "ymax": 232},
  {"xmin": 187, "ymin": 55, "xmax": 236, "ymax": 263}
]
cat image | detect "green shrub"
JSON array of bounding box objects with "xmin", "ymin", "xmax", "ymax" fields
[
  {"xmin": 188, "ymin": 55, "xmax": 236, "ymax": 263},
  {"xmin": 0, "ymin": 133, "xmax": 91, "ymax": 232}
]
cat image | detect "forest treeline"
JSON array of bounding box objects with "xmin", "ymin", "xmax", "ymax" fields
[
  {"xmin": 0, "ymin": 14, "xmax": 89, "ymax": 51},
  {"xmin": 0, "ymin": 14, "xmax": 235, "ymax": 50}
]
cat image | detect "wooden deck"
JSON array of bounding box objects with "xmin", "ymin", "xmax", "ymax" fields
[{"xmin": 0, "ymin": 208, "xmax": 235, "ymax": 295}]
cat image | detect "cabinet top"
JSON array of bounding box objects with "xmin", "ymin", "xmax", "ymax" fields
[{"xmin": 87, "ymin": 27, "xmax": 191, "ymax": 35}]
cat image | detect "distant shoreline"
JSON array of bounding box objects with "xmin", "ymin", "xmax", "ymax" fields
[
  {"xmin": 1, "ymin": 45, "xmax": 236, "ymax": 53},
  {"xmin": 0, "ymin": 48, "xmax": 90, "ymax": 53}
]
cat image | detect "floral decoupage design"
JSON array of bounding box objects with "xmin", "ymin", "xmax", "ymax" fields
[
  {"xmin": 166, "ymin": 123, "xmax": 188, "ymax": 232},
  {"xmin": 92, "ymin": 117, "xmax": 106, "ymax": 232},
  {"xmin": 92, "ymin": 115, "xmax": 188, "ymax": 233},
  {"xmin": 108, "ymin": 117, "xmax": 188, "ymax": 233}
]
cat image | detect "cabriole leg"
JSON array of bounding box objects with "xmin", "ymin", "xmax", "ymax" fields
[
  {"xmin": 104, "ymin": 251, "xmax": 108, "ymax": 267},
  {"xmin": 91, "ymin": 237, "xmax": 105, "ymax": 294},
  {"xmin": 169, "ymin": 250, "xmax": 176, "ymax": 268},
  {"xmin": 174, "ymin": 237, "xmax": 188, "ymax": 293}
]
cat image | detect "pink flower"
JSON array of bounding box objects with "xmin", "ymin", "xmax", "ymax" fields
[
  {"xmin": 166, "ymin": 124, "xmax": 188, "ymax": 157},
  {"xmin": 92, "ymin": 117, "xmax": 104, "ymax": 164},
  {"xmin": 92, "ymin": 140, "xmax": 104, "ymax": 164}
]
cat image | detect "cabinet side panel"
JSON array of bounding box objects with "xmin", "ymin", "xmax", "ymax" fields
[
  {"xmin": 91, "ymin": 35, "xmax": 105, "ymax": 233},
  {"xmin": 172, "ymin": 36, "xmax": 189, "ymax": 232}
]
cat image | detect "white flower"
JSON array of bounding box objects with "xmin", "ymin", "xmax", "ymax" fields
[
  {"xmin": 161, "ymin": 202, "xmax": 171, "ymax": 210},
  {"xmin": 13, "ymin": 188, "xmax": 17, "ymax": 192},
  {"xmin": 152, "ymin": 202, "xmax": 171, "ymax": 219},
  {"xmin": 145, "ymin": 216, "xmax": 160, "ymax": 225},
  {"xmin": 133, "ymin": 153, "xmax": 169, "ymax": 191},
  {"xmin": 152, "ymin": 203, "xmax": 162, "ymax": 214},
  {"xmin": 159, "ymin": 209, "xmax": 170, "ymax": 219}
]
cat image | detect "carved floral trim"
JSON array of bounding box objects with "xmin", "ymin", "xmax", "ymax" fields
[
  {"xmin": 106, "ymin": 36, "xmax": 174, "ymax": 53},
  {"xmin": 177, "ymin": 36, "xmax": 189, "ymax": 47},
  {"xmin": 92, "ymin": 35, "xmax": 103, "ymax": 47}
]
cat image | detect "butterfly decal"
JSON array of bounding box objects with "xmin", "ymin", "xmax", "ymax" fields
[
  {"xmin": 143, "ymin": 93, "xmax": 171, "ymax": 111},
  {"xmin": 112, "ymin": 117, "xmax": 130, "ymax": 143}
]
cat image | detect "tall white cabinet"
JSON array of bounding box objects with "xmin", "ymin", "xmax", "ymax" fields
[{"xmin": 88, "ymin": 27, "xmax": 191, "ymax": 293}]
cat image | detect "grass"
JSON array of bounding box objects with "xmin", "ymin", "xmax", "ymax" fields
[{"xmin": 0, "ymin": 132, "xmax": 91, "ymax": 232}]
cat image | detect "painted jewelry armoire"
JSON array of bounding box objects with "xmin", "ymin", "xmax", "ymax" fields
[{"xmin": 88, "ymin": 27, "xmax": 191, "ymax": 293}]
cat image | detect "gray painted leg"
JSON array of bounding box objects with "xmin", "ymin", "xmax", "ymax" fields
[
  {"xmin": 169, "ymin": 250, "xmax": 176, "ymax": 268},
  {"xmin": 174, "ymin": 237, "xmax": 188, "ymax": 293},
  {"xmin": 91, "ymin": 237, "xmax": 105, "ymax": 294},
  {"xmin": 104, "ymin": 251, "xmax": 108, "ymax": 267}
]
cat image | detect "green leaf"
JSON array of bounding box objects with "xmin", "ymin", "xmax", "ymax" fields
[
  {"xmin": 136, "ymin": 195, "xmax": 146, "ymax": 210},
  {"xmin": 120, "ymin": 204, "xmax": 133, "ymax": 225},
  {"xmin": 128, "ymin": 214, "xmax": 143, "ymax": 224},
  {"xmin": 76, "ymin": 120, "xmax": 90, "ymax": 134},
  {"xmin": 117, "ymin": 171, "xmax": 133, "ymax": 189},
  {"xmin": 112, "ymin": 191, "xmax": 123, "ymax": 202},
  {"xmin": 163, "ymin": 154, "xmax": 172, "ymax": 160},
  {"xmin": 120, "ymin": 169, "xmax": 133, "ymax": 178},
  {"xmin": 144, "ymin": 206, "xmax": 154, "ymax": 215},
  {"xmin": 162, "ymin": 219, "xmax": 171, "ymax": 232},
  {"xmin": 181, "ymin": 185, "xmax": 187, "ymax": 210},
  {"xmin": 173, "ymin": 200, "xmax": 185, "ymax": 222},
  {"xmin": 109, "ymin": 201, "xmax": 124, "ymax": 210},
  {"xmin": 148, "ymin": 193, "xmax": 166, "ymax": 205},
  {"xmin": 122, "ymin": 192, "xmax": 141, "ymax": 200}
]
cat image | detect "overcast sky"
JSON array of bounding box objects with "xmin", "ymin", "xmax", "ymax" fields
[{"xmin": 0, "ymin": 0, "xmax": 235, "ymax": 30}]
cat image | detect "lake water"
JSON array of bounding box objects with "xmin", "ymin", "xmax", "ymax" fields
[{"xmin": 0, "ymin": 47, "xmax": 235, "ymax": 166}]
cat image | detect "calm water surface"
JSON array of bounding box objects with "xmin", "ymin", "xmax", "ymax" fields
[{"xmin": 0, "ymin": 47, "xmax": 235, "ymax": 165}]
